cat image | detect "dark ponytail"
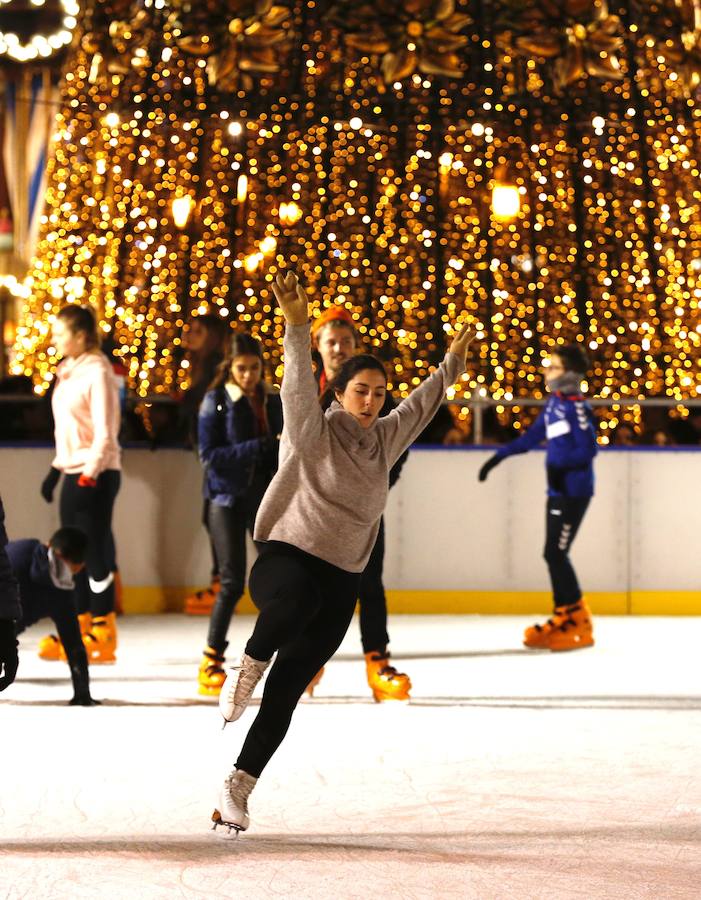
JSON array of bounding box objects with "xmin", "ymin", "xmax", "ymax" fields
[{"xmin": 57, "ymin": 304, "xmax": 99, "ymax": 350}]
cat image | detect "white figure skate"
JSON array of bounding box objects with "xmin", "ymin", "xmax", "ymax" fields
[
  {"xmin": 219, "ymin": 653, "xmax": 271, "ymax": 726},
  {"xmin": 211, "ymin": 769, "xmax": 257, "ymax": 835}
]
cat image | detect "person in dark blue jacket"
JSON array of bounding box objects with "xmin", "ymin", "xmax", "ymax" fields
[
  {"xmin": 0, "ymin": 496, "xmax": 21, "ymax": 691},
  {"xmin": 478, "ymin": 344, "xmax": 598, "ymax": 651},
  {"xmin": 196, "ymin": 332, "xmax": 283, "ymax": 696},
  {"xmin": 6, "ymin": 526, "xmax": 99, "ymax": 704}
]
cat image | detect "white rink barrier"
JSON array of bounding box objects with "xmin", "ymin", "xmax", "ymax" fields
[{"xmin": 1, "ymin": 446, "xmax": 699, "ymax": 614}]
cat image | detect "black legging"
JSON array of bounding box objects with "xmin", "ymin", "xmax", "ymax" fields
[
  {"xmin": 236, "ymin": 542, "xmax": 360, "ymax": 778},
  {"xmin": 206, "ymin": 498, "xmax": 260, "ymax": 654},
  {"xmin": 357, "ymin": 516, "xmax": 389, "ymax": 654},
  {"xmin": 60, "ymin": 470, "xmax": 121, "ymax": 617},
  {"xmin": 543, "ymin": 496, "xmax": 591, "ymax": 609}
]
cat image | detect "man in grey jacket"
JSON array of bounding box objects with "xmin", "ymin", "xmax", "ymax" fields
[{"xmin": 0, "ymin": 496, "xmax": 20, "ymax": 691}]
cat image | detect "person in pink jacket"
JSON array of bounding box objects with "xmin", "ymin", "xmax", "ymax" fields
[{"xmin": 39, "ymin": 305, "xmax": 122, "ymax": 664}]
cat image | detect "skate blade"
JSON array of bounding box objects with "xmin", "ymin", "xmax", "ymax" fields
[{"xmin": 211, "ymin": 809, "xmax": 244, "ymax": 838}]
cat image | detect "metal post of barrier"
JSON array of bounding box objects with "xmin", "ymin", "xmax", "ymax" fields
[{"xmin": 473, "ymin": 398, "xmax": 484, "ymax": 445}]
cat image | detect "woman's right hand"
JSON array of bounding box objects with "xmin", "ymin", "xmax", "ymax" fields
[{"xmin": 272, "ymin": 272, "xmax": 309, "ymax": 325}]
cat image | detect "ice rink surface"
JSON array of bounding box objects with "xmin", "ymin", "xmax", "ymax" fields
[{"xmin": 1, "ymin": 614, "xmax": 700, "ymax": 900}]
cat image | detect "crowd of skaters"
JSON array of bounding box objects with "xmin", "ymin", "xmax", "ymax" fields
[{"xmin": 1, "ymin": 272, "xmax": 602, "ymax": 831}]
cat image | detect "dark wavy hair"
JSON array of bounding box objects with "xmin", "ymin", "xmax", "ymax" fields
[
  {"xmin": 209, "ymin": 332, "xmax": 265, "ymax": 391},
  {"xmin": 327, "ymin": 354, "xmax": 387, "ymax": 396},
  {"xmin": 554, "ymin": 343, "xmax": 590, "ymax": 374},
  {"xmin": 184, "ymin": 313, "xmax": 230, "ymax": 386},
  {"xmin": 56, "ymin": 305, "xmax": 99, "ymax": 350},
  {"xmin": 50, "ymin": 527, "xmax": 88, "ymax": 565}
]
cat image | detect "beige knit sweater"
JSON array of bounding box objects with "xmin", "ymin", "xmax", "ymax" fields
[{"xmin": 254, "ymin": 324, "xmax": 464, "ymax": 572}]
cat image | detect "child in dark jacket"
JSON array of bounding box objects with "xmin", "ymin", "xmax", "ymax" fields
[
  {"xmin": 478, "ymin": 343, "xmax": 598, "ymax": 651},
  {"xmin": 196, "ymin": 332, "xmax": 283, "ymax": 696},
  {"xmin": 6, "ymin": 526, "xmax": 99, "ymax": 704}
]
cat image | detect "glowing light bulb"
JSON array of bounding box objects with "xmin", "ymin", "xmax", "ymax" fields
[
  {"xmin": 171, "ymin": 194, "xmax": 195, "ymax": 229},
  {"xmin": 279, "ymin": 201, "xmax": 302, "ymax": 226},
  {"xmin": 491, "ymin": 183, "xmax": 520, "ymax": 221}
]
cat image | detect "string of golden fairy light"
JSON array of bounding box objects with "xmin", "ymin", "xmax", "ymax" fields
[{"xmin": 7, "ymin": 0, "xmax": 701, "ymax": 444}]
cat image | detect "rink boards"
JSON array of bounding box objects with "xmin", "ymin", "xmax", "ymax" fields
[{"xmin": 1, "ymin": 446, "xmax": 699, "ymax": 615}]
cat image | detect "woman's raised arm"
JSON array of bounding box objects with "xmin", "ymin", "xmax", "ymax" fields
[{"xmin": 272, "ymin": 272, "xmax": 325, "ymax": 446}]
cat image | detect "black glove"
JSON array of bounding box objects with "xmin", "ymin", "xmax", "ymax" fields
[
  {"xmin": 0, "ymin": 618, "xmax": 19, "ymax": 691},
  {"xmin": 40, "ymin": 467, "xmax": 61, "ymax": 503},
  {"xmin": 478, "ymin": 454, "xmax": 502, "ymax": 482},
  {"xmin": 69, "ymin": 694, "xmax": 101, "ymax": 707}
]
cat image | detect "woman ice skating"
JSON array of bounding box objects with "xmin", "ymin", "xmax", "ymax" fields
[
  {"xmin": 211, "ymin": 270, "xmax": 475, "ymax": 834},
  {"xmin": 38, "ymin": 305, "xmax": 122, "ymax": 664},
  {"xmin": 478, "ymin": 343, "xmax": 597, "ymax": 651},
  {"xmin": 196, "ymin": 332, "xmax": 283, "ymax": 696}
]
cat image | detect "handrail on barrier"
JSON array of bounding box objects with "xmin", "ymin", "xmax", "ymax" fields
[
  {"xmin": 449, "ymin": 396, "xmax": 701, "ymax": 445},
  {"xmin": 1, "ymin": 392, "xmax": 700, "ymax": 446}
]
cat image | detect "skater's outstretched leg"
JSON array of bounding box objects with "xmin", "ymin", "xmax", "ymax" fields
[
  {"xmin": 234, "ymin": 559, "xmax": 359, "ymax": 777},
  {"xmin": 218, "ymin": 545, "xmax": 327, "ymax": 723},
  {"xmin": 213, "ymin": 558, "xmax": 357, "ymax": 833}
]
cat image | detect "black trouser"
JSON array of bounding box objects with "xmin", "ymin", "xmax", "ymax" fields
[
  {"xmin": 206, "ymin": 498, "xmax": 260, "ymax": 654},
  {"xmin": 60, "ymin": 470, "xmax": 121, "ymax": 617},
  {"xmin": 236, "ymin": 542, "xmax": 360, "ymax": 778},
  {"xmin": 543, "ymin": 496, "xmax": 591, "ymax": 609},
  {"xmin": 358, "ymin": 517, "xmax": 389, "ymax": 654},
  {"xmin": 202, "ymin": 497, "xmax": 219, "ymax": 581}
]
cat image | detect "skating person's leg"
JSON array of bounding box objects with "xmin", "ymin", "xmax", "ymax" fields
[
  {"xmin": 358, "ymin": 517, "xmax": 389, "ymax": 653},
  {"xmin": 206, "ymin": 503, "xmax": 247, "ymax": 654},
  {"xmin": 59, "ymin": 475, "xmax": 91, "ymax": 615},
  {"xmin": 245, "ymin": 546, "xmax": 326, "ymax": 661},
  {"xmin": 203, "ymin": 498, "xmax": 219, "ymax": 582},
  {"xmin": 73, "ymin": 471, "xmax": 120, "ymax": 661},
  {"xmin": 184, "ymin": 495, "xmax": 220, "ymax": 614},
  {"xmin": 213, "ymin": 556, "xmax": 358, "ymax": 832},
  {"xmin": 199, "ymin": 503, "xmax": 247, "ymax": 695},
  {"xmin": 525, "ymin": 496, "xmax": 593, "ymax": 650},
  {"xmin": 543, "ymin": 496, "xmax": 590, "ymax": 606},
  {"xmin": 235, "ymin": 561, "xmax": 359, "ymax": 777},
  {"xmin": 218, "ymin": 546, "xmax": 325, "ymax": 722},
  {"xmin": 358, "ymin": 517, "xmax": 411, "ymax": 701},
  {"xmin": 82, "ymin": 471, "xmax": 121, "ymax": 617}
]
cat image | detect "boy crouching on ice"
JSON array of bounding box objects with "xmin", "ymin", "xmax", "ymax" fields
[{"xmin": 6, "ymin": 527, "xmax": 100, "ymax": 705}]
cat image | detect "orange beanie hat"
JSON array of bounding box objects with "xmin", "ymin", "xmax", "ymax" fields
[{"xmin": 310, "ymin": 306, "xmax": 355, "ymax": 339}]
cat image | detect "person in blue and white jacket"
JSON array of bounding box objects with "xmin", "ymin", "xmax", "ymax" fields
[
  {"xmin": 196, "ymin": 332, "xmax": 283, "ymax": 697},
  {"xmin": 478, "ymin": 344, "xmax": 598, "ymax": 652}
]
